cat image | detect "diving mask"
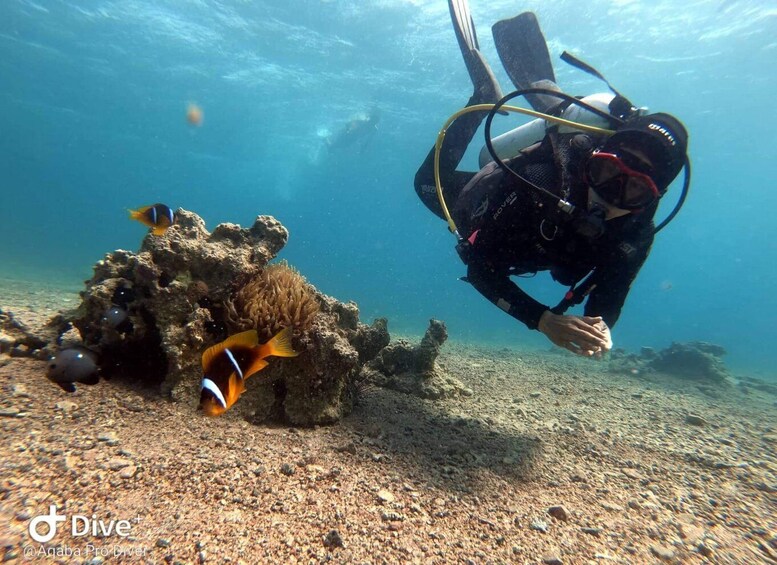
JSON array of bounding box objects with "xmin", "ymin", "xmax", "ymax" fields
[{"xmin": 585, "ymin": 151, "xmax": 659, "ymax": 211}]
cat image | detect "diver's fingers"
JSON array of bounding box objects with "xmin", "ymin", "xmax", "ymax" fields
[
  {"xmin": 565, "ymin": 324, "xmax": 607, "ymax": 350},
  {"xmin": 550, "ymin": 334, "xmax": 597, "ymax": 357},
  {"xmin": 548, "ymin": 334, "xmax": 580, "ymax": 355},
  {"xmin": 556, "ymin": 340, "xmax": 596, "ymax": 357},
  {"xmin": 583, "ymin": 317, "xmax": 613, "ymax": 351},
  {"xmin": 581, "ymin": 316, "xmax": 610, "ymax": 339},
  {"xmin": 576, "ymin": 317, "xmax": 608, "ymax": 339},
  {"xmin": 563, "ymin": 342, "xmax": 583, "ymax": 355},
  {"xmin": 553, "ymin": 327, "xmax": 599, "ymax": 350},
  {"xmin": 568, "ymin": 326, "xmax": 607, "ymax": 349},
  {"xmin": 568, "ymin": 343, "xmax": 598, "ymax": 357}
]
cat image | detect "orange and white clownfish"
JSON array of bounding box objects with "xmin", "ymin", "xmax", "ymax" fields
[
  {"xmin": 128, "ymin": 203, "xmax": 176, "ymax": 236},
  {"xmin": 199, "ymin": 328, "xmax": 298, "ymax": 416}
]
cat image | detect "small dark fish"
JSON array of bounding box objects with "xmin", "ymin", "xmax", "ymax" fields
[
  {"xmin": 128, "ymin": 203, "xmax": 176, "ymax": 236},
  {"xmin": 112, "ymin": 285, "xmax": 135, "ymax": 307},
  {"xmin": 200, "ymin": 328, "xmax": 297, "ymax": 416},
  {"xmin": 102, "ymin": 305, "xmax": 128, "ymax": 328},
  {"xmin": 46, "ymin": 347, "xmax": 100, "ymax": 393}
]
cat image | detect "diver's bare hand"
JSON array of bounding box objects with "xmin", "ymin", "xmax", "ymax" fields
[
  {"xmin": 538, "ymin": 311, "xmax": 610, "ymax": 357},
  {"xmin": 588, "ymin": 318, "xmax": 613, "ymax": 358}
]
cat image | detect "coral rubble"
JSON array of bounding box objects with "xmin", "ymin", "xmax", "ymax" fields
[
  {"xmin": 0, "ymin": 309, "xmax": 50, "ymax": 358},
  {"xmin": 360, "ymin": 319, "xmax": 472, "ymax": 400},
  {"xmin": 38, "ymin": 209, "xmax": 389, "ymax": 425},
  {"xmin": 647, "ymin": 341, "xmax": 730, "ymax": 384},
  {"xmin": 609, "ymin": 340, "xmax": 732, "ymax": 386}
]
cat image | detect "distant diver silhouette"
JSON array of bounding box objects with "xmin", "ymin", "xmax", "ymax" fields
[{"xmin": 326, "ymin": 108, "xmax": 381, "ymax": 153}]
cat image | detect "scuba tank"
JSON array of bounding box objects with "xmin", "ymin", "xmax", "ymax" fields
[{"xmin": 478, "ymin": 92, "xmax": 617, "ymax": 168}]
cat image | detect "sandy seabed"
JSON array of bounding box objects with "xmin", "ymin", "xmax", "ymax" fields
[{"xmin": 0, "ymin": 277, "xmax": 775, "ymax": 565}]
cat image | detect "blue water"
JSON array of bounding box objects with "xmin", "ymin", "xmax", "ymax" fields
[{"xmin": 1, "ymin": 0, "xmax": 775, "ymax": 376}]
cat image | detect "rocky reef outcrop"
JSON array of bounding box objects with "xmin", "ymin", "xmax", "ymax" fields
[
  {"xmin": 610, "ymin": 341, "xmax": 731, "ymax": 385},
  {"xmin": 38, "ymin": 209, "xmax": 390, "ymax": 425},
  {"xmin": 647, "ymin": 341, "xmax": 730, "ymax": 383},
  {"xmin": 359, "ymin": 319, "xmax": 472, "ymax": 400}
]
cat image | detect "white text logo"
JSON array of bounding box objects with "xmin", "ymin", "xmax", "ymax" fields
[
  {"xmin": 28, "ymin": 505, "xmax": 134, "ymax": 542},
  {"xmin": 28, "ymin": 505, "xmax": 66, "ymax": 543}
]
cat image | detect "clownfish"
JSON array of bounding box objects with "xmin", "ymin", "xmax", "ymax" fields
[
  {"xmin": 199, "ymin": 328, "xmax": 298, "ymax": 417},
  {"xmin": 128, "ymin": 203, "xmax": 176, "ymax": 236}
]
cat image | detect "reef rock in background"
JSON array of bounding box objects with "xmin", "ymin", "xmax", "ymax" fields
[
  {"xmin": 0, "ymin": 310, "xmax": 50, "ymax": 358},
  {"xmin": 647, "ymin": 341, "xmax": 730, "ymax": 384},
  {"xmin": 51, "ymin": 209, "xmax": 389, "ymax": 425},
  {"xmin": 0, "ymin": 310, "xmax": 31, "ymax": 355},
  {"xmin": 609, "ymin": 340, "xmax": 732, "ymax": 386},
  {"xmin": 737, "ymin": 376, "xmax": 777, "ymax": 397},
  {"xmin": 360, "ymin": 319, "xmax": 472, "ymax": 400}
]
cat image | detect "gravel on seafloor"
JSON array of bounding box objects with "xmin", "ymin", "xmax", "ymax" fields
[{"xmin": 1, "ymin": 280, "xmax": 776, "ymax": 564}]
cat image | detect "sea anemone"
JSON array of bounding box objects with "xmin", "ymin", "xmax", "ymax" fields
[{"xmin": 225, "ymin": 261, "xmax": 319, "ymax": 340}]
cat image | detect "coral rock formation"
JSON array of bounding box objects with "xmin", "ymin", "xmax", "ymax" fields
[
  {"xmin": 647, "ymin": 341, "xmax": 730, "ymax": 384},
  {"xmin": 360, "ymin": 319, "xmax": 472, "ymax": 400},
  {"xmin": 609, "ymin": 341, "xmax": 732, "ymax": 386},
  {"xmin": 244, "ymin": 296, "xmax": 389, "ymax": 426},
  {"xmin": 45, "ymin": 209, "xmax": 389, "ymax": 425}
]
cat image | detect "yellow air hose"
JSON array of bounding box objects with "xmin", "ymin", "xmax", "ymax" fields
[{"xmin": 433, "ymin": 104, "xmax": 615, "ymax": 237}]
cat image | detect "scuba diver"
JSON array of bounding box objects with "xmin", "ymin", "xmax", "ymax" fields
[
  {"xmin": 414, "ymin": 1, "xmax": 689, "ymax": 357},
  {"xmin": 326, "ymin": 107, "xmax": 381, "ymax": 153}
]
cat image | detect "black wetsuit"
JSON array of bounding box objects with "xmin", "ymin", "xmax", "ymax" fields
[{"xmin": 415, "ymin": 119, "xmax": 656, "ymax": 331}]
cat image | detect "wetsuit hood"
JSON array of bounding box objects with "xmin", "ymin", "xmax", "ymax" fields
[{"xmin": 602, "ymin": 113, "xmax": 688, "ymax": 193}]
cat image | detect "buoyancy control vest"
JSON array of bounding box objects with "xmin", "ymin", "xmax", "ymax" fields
[{"xmin": 453, "ymin": 126, "xmax": 607, "ymax": 243}]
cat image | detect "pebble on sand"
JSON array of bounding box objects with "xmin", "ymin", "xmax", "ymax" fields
[
  {"xmin": 600, "ymin": 501, "xmax": 624, "ymax": 512},
  {"xmin": 108, "ymin": 457, "xmax": 132, "ymax": 470},
  {"xmin": 530, "ymin": 519, "xmax": 548, "ymax": 532},
  {"xmin": 547, "ymin": 505, "xmax": 569, "ymax": 521},
  {"xmin": 55, "ymin": 400, "xmax": 78, "ymax": 412},
  {"xmin": 97, "ymin": 432, "xmax": 120, "ymax": 446},
  {"xmin": 323, "ymin": 529, "xmax": 344, "ymax": 549},
  {"xmin": 685, "ymin": 414, "xmax": 708, "ymax": 426},
  {"xmin": 377, "ymin": 489, "xmax": 395, "ymax": 504},
  {"xmin": 119, "ymin": 465, "xmax": 137, "ymax": 479},
  {"xmin": 650, "ymin": 543, "xmax": 676, "ymax": 561}
]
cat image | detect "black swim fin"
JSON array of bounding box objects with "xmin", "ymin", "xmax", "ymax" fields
[
  {"xmin": 448, "ymin": 0, "xmax": 502, "ymax": 104},
  {"xmin": 492, "ymin": 12, "xmax": 560, "ymax": 113}
]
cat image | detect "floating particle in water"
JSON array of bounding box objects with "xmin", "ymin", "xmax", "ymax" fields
[
  {"xmin": 187, "ymin": 103, "xmax": 203, "ymax": 126},
  {"xmin": 659, "ymin": 280, "xmax": 673, "ymax": 291}
]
